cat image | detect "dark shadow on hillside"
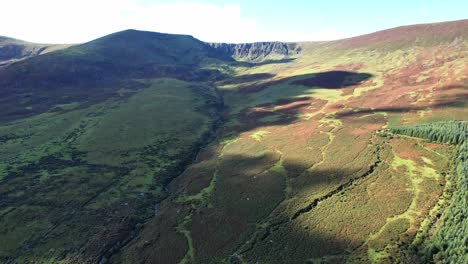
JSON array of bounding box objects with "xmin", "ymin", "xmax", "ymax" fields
[
  {"xmin": 233, "ymin": 71, "xmax": 373, "ymax": 94},
  {"xmin": 292, "ymin": 71, "xmax": 372, "ymax": 89},
  {"xmin": 233, "ymin": 58, "xmax": 297, "ymax": 68}
]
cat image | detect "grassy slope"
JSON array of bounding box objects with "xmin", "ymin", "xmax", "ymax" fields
[
  {"xmin": 0, "ymin": 29, "xmax": 226, "ymax": 122},
  {"xmin": 0, "ymin": 31, "xmax": 224, "ymax": 263},
  {"xmin": 0, "ymin": 78, "xmax": 222, "ymax": 263}
]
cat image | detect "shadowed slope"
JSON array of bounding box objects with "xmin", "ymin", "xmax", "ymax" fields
[{"xmin": 0, "ymin": 30, "xmax": 229, "ymax": 122}]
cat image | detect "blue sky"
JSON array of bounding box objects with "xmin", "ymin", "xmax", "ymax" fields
[
  {"xmin": 1, "ymin": 0, "xmax": 466, "ymax": 43},
  {"xmin": 222, "ymin": 0, "xmax": 468, "ymax": 35}
]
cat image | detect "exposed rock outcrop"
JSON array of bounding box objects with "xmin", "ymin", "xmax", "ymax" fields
[{"xmin": 208, "ymin": 41, "xmax": 301, "ymax": 61}]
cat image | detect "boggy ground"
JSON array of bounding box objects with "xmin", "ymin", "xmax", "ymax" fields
[{"xmin": 113, "ymin": 36, "xmax": 465, "ymax": 263}]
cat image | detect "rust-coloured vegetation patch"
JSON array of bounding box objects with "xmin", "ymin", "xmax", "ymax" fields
[
  {"xmin": 234, "ymin": 97, "xmax": 327, "ymax": 132},
  {"xmin": 334, "ymin": 19, "xmax": 468, "ymax": 48},
  {"xmin": 391, "ymin": 137, "xmax": 429, "ymax": 162}
]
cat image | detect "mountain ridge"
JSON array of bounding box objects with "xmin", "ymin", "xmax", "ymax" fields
[
  {"xmin": 3, "ymin": 19, "xmax": 466, "ymax": 64},
  {"xmin": 332, "ymin": 18, "xmax": 468, "ymax": 48}
]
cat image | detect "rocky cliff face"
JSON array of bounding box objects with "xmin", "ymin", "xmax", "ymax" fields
[{"xmin": 208, "ymin": 41, "xmax": 301, "ymax": 61}]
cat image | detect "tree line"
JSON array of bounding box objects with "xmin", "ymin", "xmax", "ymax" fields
[{"xmin": 390, "ymin": 120, "xmax": 467, "ymax": 263}]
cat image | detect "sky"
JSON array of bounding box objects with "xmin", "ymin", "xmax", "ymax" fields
[{"xmin": 1, "ymin": 0, "xmax": 467, "ymax": 44}]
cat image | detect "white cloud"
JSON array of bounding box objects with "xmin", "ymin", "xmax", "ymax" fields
[
  {"xmin": 128, "ymin": 2, "xmax": 258, "ymax": 43},
  {"xmin": 0, "ymin": 0, "xmax": 346, "ymax": 43},
  {"xmin": 0, "ymin": 0, "xmax": 258, "ymax": 43}
]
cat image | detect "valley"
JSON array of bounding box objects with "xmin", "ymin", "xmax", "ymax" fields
[{"xmin": 0, "ymin": 20, "xmax": 467, "ymax": 263}]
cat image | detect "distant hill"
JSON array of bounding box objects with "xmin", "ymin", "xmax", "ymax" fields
[
  {"xmin": 333, "ymin": 19, "xmax": 468, "ymax": 48},
  {"xmin": 0, "ymin": 36, "xmax": 69, "ymax": 67}
]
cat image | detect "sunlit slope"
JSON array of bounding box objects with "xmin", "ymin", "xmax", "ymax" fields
[
  {"xmin": 115, "ymin": 20, "xmax": 467, "ymax": 264},
  {"xmin": 334, "ymin": 19, "xmax": 468, "ymax": 49}
]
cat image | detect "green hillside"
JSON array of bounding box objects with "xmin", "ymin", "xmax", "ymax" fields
[
  {"xmin": 0, "ymin": 19, "xmax": 467, "ymax": 263},
  {"xmin": 0, "ymin": 30, "xmax": 227, "ymax": 122},
  {"xmin": 0, "ymin": 31, "xmax": 224, "ymax": 263}
]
